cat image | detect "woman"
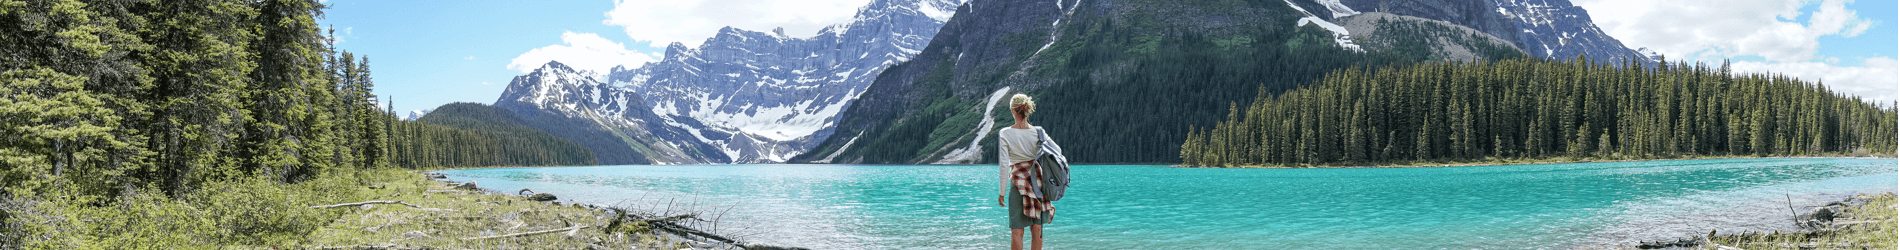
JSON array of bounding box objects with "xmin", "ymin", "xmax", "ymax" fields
[{"xmin": 997, "ymin": 93, "xmax": 1053, "ymax": 250}]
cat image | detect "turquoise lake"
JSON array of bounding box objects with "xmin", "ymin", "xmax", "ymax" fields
[{"xmin": 437, "ymin": 158, "xmax": 1896, "ymax": 249}]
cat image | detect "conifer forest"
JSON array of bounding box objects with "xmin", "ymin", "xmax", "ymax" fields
[
  {"xmin": 0, "ymin": 1, "xmax": 592, "ymax": 247},
  {"xmin": 1181, "ymin": 57, "xmax": 1898, "ymax": 167}
]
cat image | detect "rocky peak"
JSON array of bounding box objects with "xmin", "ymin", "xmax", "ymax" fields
[
  {"xmin": 504, "ymin": 0, "xmax": 963, "ymax": 164},
  {"xmin": 1336, "ymin": 0, "xmax": 1653, "ymax": 64},
  {"xmin": 601, "ymin": 0, "xmax": 960, "ymax": 163}
]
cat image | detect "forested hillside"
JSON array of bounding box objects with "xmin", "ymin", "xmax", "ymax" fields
[
  {"xmin": 792, "ymin": 0, "xmax": 1456, "ymax": 164},
  {"xmin": 396, "ymin": 102, "xmax": 597, "ymax": 168},
  {"xmin": 0, "ymin": 0, "xmax": 589, "ymax": 247},
  {"xmin": 1181, "ymin": 57, "xmax": 1899, "ymax": 167}
]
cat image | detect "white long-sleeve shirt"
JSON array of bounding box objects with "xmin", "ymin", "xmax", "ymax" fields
[{"xmin": 998, "ymin": 126, "xmax": 1041, "ymax": 197}]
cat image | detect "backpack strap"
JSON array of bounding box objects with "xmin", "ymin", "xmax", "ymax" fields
[{"xmin": 1035, "ymin": 127, "xmax": 1047, "ymax": 175}]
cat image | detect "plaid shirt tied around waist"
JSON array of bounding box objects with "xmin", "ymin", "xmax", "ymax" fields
[{"xmin": 1011, "ymin": 160, "xmax": 1053, "ymax": 220}]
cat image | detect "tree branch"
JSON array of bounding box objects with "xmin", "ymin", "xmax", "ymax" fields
[{"xmin": 460, "ymin": 225, "xmax": 591, "ymax": 240}]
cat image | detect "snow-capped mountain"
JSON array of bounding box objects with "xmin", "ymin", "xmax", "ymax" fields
[
  {"xmin": 404, "ymin": 109, "xmax": 433, "ymax": 121},
  {"xmin": 1335, "ymin": 0, "xmax": 1653, "ymax": 64},
  {"xmin": 600, "ymin": 0, "xmax": 961, "ymax": 163},
  {"xmin": 500, "ymin": 0, "xmax": 961, "ymax": 164},
  {"xmin": 495, "ymin": 62, "xmax": 723, "ymax": 165}
]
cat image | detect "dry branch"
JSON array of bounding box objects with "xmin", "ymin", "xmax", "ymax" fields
[
  {"xmin": 313, "ymin": 244, "xmax": 433, "ymax": 250},
  {"xmin": 639, "ymin": 214, "xmax": 696, "ymax": 224},
  {"xmin": 309, "ymin": 200, "xmax": 452, "ymax": 212},
  {"xmin": 460, "ymin": 225, "xmax": 592, "ymax": 240},
  {"xmin": 1742, "ymin": 242, "xmax": 1872, "ymax": 248},
  {"xmin": 310, "ymin": 200, "xmax": 421, "ymax": 209}
]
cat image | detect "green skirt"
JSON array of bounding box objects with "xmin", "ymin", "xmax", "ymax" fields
[{"xmin": 1007, "ymin": 187, "xmax": 1051, "ymax": 229}]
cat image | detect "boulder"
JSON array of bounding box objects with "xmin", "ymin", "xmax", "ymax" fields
[
  {"xmin": 451, "ymin": 181, "xmax": 478, "ymax": 190},
  {"xmin": 528, "ymin": 193, "xmax": 558, "ymax": 202},
  {"xmin": 1799, "ymin": 206, "xmax": 1839, "ymax": 222}
]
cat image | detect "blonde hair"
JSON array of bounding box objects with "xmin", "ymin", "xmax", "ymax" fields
[{"xmin": 1010, "ymin": 93, "xmax": 1036, "ymax": 117}]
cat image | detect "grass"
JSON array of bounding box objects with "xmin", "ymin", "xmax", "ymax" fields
[
  {"xmin": 0, "ymin": 168, "xmax": 696, "ymax": 249},
  {"xmin": 302, "ymin": 171, "xmax": 684, "ymax": 249},
  {"xmin": 1705, "ymin": 192, "xmax": 1896, "ymax": 249}
]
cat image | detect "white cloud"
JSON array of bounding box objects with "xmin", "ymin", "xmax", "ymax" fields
[
  {"xmin": 464, "ymin": 56, "xmax": 475, "ymax": 60},
  {"xmin": 1729, "ymin": 57, "xmax": 1899, "ymax": 103},
  {"xmin": 481, "ymin": 81, "xmax": 493, "ymax": 85},
  {"xmin": 507, "ymin": 31, "xmax": 657, "ymax": 74},
  {"xmin": 603, "ymin": 0, "xmax": 870, "ymax": 48},
  {"xmin": 1575, "ymin": 0, "xmax": 1875, "ymax": 62},
  {"xmin": 1576, "ymin": 0, "xmax": 1892, "ymax": 102}
]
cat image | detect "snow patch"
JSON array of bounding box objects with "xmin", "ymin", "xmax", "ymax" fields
[
  {"xmin": 916, "ymin": 0, "xmax": 954, "ymax": 21},
  {"xmin": 1315, "ymin": 0, "xmax": 1359, "ymax": 18},
  {"xmin": 813, "ymin": 131, "xmax": 865, "ymax": 164},
  {"xmin": 932, "ymin": 87, "xmax": 1012, "ymax": 164},
  {"xmin": 1284, "ymin": 0, "xmax": 1363, "ymax": 52}
]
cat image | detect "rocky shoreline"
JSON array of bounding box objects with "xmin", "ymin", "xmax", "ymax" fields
[
  {"xmin": 1168, "ymin": 156, "xmax": 1895, "ymax": 169},
  {"xmin": 301, "ymin": 171, "xmax": 809, "ymax": 250},
  {"xmin": 433, "ymin": 176, "xmax": 809, "ymax": 250},
  {"xmin": 1580, "ymin": 191, "xmax": 1896, "ymax": 250}
]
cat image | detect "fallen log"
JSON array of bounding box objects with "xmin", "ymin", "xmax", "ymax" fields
[
  {"xmin": 309, "ymin": 201, "xmax": 453, "ymax": 212},
  {"xmin": 460, "ymin": 225, "xmax": 592, "ymax": 240},
  {"xmin": 309, "ymin": 200, "xmax": 421, "ymax": 209},
  {"xmin": 1743, "ymin": 242, "xmax": 1872, "ymax": 248},
  {"xmin": 313, "ymin": 244, "xmax": 433, "ymax": 250},
  {"xmin": 639, "ymin": 214, "xmax": 696, "ymax": 224}
]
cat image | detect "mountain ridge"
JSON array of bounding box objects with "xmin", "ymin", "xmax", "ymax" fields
[{"xmin": 495, "ymin": 0, "xmax": 962, "ymax": 164}]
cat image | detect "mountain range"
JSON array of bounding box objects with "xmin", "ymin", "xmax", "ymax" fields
[{"xmin": 442, "ymin": 0, "xmax": 1654, "ymax": 165}]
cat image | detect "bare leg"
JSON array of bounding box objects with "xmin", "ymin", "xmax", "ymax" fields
[
  {"xmin": 1030, "ymin": 224, "xmax": 1043, "ymax": 250},
  {"xmin": 1011, "ymin": 228, "xmax": 1024, "ymax": 250}
]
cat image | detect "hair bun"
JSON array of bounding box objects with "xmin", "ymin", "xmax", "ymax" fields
[{"xmin": 1010, "ymin": 93, "xmax": 1036, "ymax": 116}]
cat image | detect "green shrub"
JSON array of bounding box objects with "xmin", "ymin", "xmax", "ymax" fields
[{"xmin": 0, "ymin": 168, "xmax": 390, "ymax": 249}]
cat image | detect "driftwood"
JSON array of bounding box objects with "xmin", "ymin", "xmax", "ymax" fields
[
  {"xmin": 638, "ymin": 214, "xmax": 696, "ymax": 224},
  {"xmin": 460, "ymin": 225, "xmax": 592, "ymax": 240},
  {"xmin": 1704, "ymin": 242, "xmax": 1743, "ymax": 250},
  {"xmin": 310, "ymin": 200, "xmax": 422, "ymax": 209},
  {"xmin": 313, "ymin": 244, "xmax": 433, "ymax": 250},
  {"xmin": 1742, "ymin": 242, "xmax": 1874, "ymax": 248},
  {"xmin": 309, "ymin": 200, "xmax": 452, "ymax": 212}
]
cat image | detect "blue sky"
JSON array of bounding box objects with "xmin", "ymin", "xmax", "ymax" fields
[
  {"xmin": 1575, "ymin": 0, "xmax": 1896, "ymax": 101},
  {"xmin": 321, "ymin": 0, "xmax": 654, "ymax": 114},
  {"xmin": 323, "ymin": 0, "xmax": 873, "ymax": 114},
  {"xmin": 325, "ymin": 0, "xmax": 1899, "ymax": 114}
]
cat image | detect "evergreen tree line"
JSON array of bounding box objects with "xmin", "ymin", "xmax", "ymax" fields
[
  {"xmin": 1181, "ymin": 57, "xmax": 1899, "ymax": 167},
  {"xmin": 0, "ymin": 0, "xmax": 591, "ymax": 204},
  {"xmin": 0, "ymin": 0, "xmax": 382, "ymax": 200},
  {"xmin": 389, "ymin": 102, "xmax": 597, "ymax": 169}
]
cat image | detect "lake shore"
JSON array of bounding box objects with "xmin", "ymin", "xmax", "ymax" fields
[
  {"xmin": 1573, "ymin": 190, "xmax": 1900, "ymax": 248},
  {"xmin": 303, "ymin": 171, "xmax": 807, "ymax": 250},
  {"xmin": 1166, "ymin": 155, "xmax": 1897, "ymax": 169},
  {"xmin": 301, "ymin": 171, "xmax": 685, "ymax": 249},
  {"xmin": 1701, "ymin": 192, "xmax": 1896, "ymax": 249}
]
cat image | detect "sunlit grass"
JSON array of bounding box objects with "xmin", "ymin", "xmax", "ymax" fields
[
  {"xmin": 302, "ymin": 170, "xmax": 682, "ymax": 249},
  {"xmin": 1706, "ymin": 192, "xmax": 1895, "ymax": 249}
]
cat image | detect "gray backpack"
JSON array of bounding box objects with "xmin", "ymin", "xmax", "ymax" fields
[{"xmin": 1034, "ymin": 128, "xmax": 1070, "ymax": 201}]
